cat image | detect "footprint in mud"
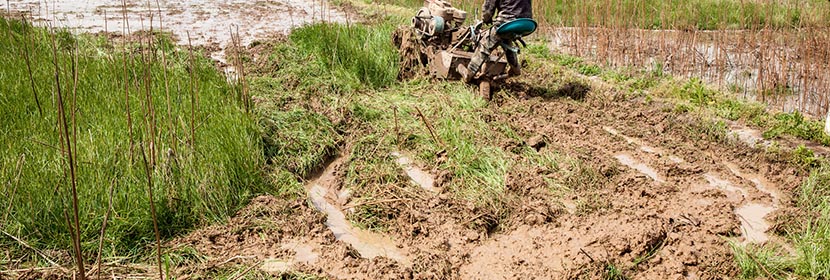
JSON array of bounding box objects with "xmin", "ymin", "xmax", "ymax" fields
[
  {"xmin": 304, "ymin": 155, "xmax": 411, "ymax": 266},
  {"xmin": 392, "ymin": 152, "xmax": 438, "ymax": 193}
]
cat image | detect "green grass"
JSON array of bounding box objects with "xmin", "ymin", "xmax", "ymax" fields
[
  {"xmin": 289, "ymin": 23, "xmax": 399, "ymax": 90},
  {"xmin": 249, "ymin": 22, "xmax": 516, "ymax": 232},
  {"xmin": 0, "ymin": 19, "xmax": 268, "ymax": 261},
  {"xmin": 371, "ymin": 0, "xmax": 830, "ymax": 30}
]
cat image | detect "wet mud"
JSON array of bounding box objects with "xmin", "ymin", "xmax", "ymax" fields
[{"xmin": 146, "ymin": 28, "xmax": 815, "ymax": 279}]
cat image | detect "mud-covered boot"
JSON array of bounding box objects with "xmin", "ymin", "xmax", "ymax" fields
[
  {"xmin": 457, "ymin": 64, "xmax": 475, "ymax": 83},
  {"xmin": 508, "ymin": 66, "xmax": 522, "ymax": 77}
]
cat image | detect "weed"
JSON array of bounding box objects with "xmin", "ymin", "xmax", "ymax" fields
[
  {"xmin": 604, "ymin": 262, "xmax": 628, "ymax": 280},
  {"xmin": 577, "ymin": 64, "xmax": 602, "ymax": 76}
]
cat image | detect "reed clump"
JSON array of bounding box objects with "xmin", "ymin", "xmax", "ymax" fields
[{"xmin": 0, "ymin": 18, "xmax": 267, "ymax": 264}]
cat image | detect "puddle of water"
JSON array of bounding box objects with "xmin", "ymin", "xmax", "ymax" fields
[
  {"xmin": 603, "ymin": 126, "xmax": 686, "ymax": 164},
  {"xmin": 614, "ymin": 153, "xmax": 665, "ymax": 183},
  {"xmin": 723, "ymin": 162, "xmax": 779, "ymax": 203},
  {"xmin": 281, "ymin": 242, "xmax": 319, "ymax": 264},
  {"xmin": 702, "ymin": 173, "xmax": 746, "ymax": 201},
  {"xmin": 391, "ymin": 152, "xmax": 438, "ymax": 193},
  {"xmin": 702, "ymin": 163, "xmax": 779, "ymax": 244},
  {"xmin": 726, "ymin": 122, "xmax": 772, "ymax": 148},
  {"xmin": 305, "ymin": 156, "xmax": 411, "ymax": 266},
  {"xmin": 261, "ymin": 259, "xmax": 293, "ymax": 273},
  {"xmin": 735, "ymin": 203, "xmax": 774, "ymax": 244},
  {"xmin": 261, "ymin": 241, "xmax": 320, "ymax": 273}
]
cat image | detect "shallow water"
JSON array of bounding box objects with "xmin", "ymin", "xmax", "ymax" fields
[
  {"xmin": 392, "ymin": 152, "xmax": 438, "ymax": 193},
  {"xmin": 614, "ymin": 153, "xmax": 665, "ymax": 183},
  {"xmin": 735, "ymin": 203, "xmax": 774, "ymax": 244},
  {"xmin": 305, "ymin": 156, "xmax": 410, "ymax": 266},
  {"xmin": 8, "ymin": 0, "xmax": 346, "ymax": 47}
]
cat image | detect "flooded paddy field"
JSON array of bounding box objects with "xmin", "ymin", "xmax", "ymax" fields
[{"xmin": 548, "ymin": 26, "xmax": 830, "ymax": 118}]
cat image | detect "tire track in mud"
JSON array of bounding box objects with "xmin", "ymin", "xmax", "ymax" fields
[{"xmin": 461, "ymin": 77, "xmax": 802, "ymax": 278}]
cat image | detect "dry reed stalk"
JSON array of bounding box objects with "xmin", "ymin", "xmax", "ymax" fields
[
  {"xmin": 1, "ymin": 229, "xmax": 70, "ymax": 274},
  {"xmin": 94, "ymin": 179, "xmax": 115, "ymax": 280},
  {"xmin": 122, "ymin": 0, "xmax": 135, "ymax": 161},
  {"xmin": 50, "ymin": 23, "xmax": 86, "ymax": 280},
  {"xmin": 235, "ymin": 25, "xmax": 250, "ymax": 112},
  {"xmin": 71, "ymin": 37, "xmax": 79, "ymax": 165},
  {"xmin": 155, "ymin": 0, "xmax": 176, "ymax": 154},
  {"xmin": 139, "ymin": 142, "xmax": 164, "ymax": 280},
  {"xmin": 393, "ymin": 106, "xmax": 400, "ymax": 147},
  {"xmin": 415, "ymin": 106, "xmax": 441, "ymax": 146},
  {"xmin": 140, "ymin": 13, "xmax": 158, "ymax": 169},
  {"xmin": 187, "ymin": 32, "xmax": 197, "ymax": 148},
  {"xmin": 19, "ymin": 16, "xmax": 43, "ymax": 116}
]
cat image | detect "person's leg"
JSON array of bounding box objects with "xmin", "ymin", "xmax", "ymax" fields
[
  {"xmin": 504, "ymin": 45, "xmax": 521, "ymax": 76},
  {"xmin": 459, "ymin": 27, "xmax": 500, "ymax": 82}
]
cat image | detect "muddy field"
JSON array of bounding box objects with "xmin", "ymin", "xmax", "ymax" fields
[
  {"xmin": 2, "ymin": 1, "xmax": 816, "ymax": 279},
  {"xmin": 163, "ymin": 57, "xmax": 806, "ymax": 279}
]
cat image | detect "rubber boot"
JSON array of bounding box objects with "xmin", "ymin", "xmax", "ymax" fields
[{"xmin": 457, "ymin": 64, "xmax": 474, "ymax": 83}]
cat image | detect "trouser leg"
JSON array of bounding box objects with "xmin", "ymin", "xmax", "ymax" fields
[
  {"xmin": 504, "ymin": 46, "xmax": 521, "ymax": 76},
  {"xmin": 468, "ymin": 27, "xmax": 501, "ymax": 75}
]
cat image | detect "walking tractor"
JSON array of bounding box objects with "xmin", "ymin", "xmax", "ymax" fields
[{"xmin": 393, "ymin": 0, "xmax": 537, "ymax": 99}]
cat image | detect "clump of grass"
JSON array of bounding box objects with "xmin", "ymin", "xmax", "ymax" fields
[
  {"xmin": 289, "ymin": 23, "xmax": 399, "ymax": 89},
  {"xmin": 259, "ymin": 108, "xmax": 341, "ymax": 178},
  {"xmin": 0, "ymin": 19, "xmax": 267, "ymax": 261}
]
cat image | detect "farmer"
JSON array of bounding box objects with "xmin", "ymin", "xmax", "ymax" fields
[{"xmin": 457, "ymin": 0, "xmax": 533, "ymax": 82}]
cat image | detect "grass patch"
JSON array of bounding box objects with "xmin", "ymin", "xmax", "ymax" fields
[
  {"xmin": 289, "ymin": 23, "xmax": 399, "ymax": 90},
  {"xmin": 0, "ymin": 19, "xmax": 268, "ymax": 261}
]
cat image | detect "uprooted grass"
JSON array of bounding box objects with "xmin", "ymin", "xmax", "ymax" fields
[{"xmin": 0, "ymin": 19, "xmax": 267, "ymax": 264}]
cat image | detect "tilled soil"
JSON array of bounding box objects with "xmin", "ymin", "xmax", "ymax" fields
[{"xmin": 167, "ymin": 66, "xmax": 806, "ymax": 279}]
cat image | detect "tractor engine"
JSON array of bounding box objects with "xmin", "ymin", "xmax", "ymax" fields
[{"xmin": 411, "ymin": 0, "xmax": 467, "ymax": 47}]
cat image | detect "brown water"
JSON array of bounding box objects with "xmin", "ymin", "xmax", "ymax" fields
[
  {"xmin": 548, "ymin": 27, "xmax": 830, "ymax": 118},
  {"xmin": 305, "ymin": 156, "xmax": 410, "ymax": 266},
  {"xmin": 614, "ymin": 152, "xmax": 665, "ymax": 183},
  {"xmin": 392, "ymin": 152, "xmax": 438, "ymax": 193}
]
